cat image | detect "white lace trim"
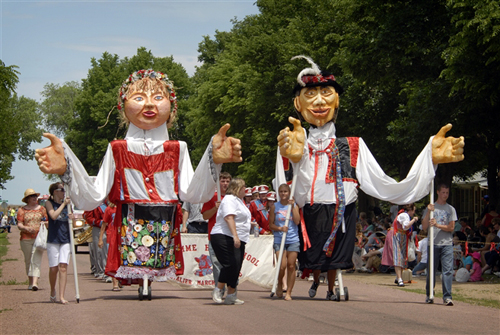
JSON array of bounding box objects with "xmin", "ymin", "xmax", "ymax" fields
[{"xmin": 115, "ymin": 265, "xmax": 177, "ymax": 282}]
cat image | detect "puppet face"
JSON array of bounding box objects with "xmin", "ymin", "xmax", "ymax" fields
[
  {"xmin": 294, "ymin": 86, "xmax": 340, "ymax": 127},
  {"xmin": 124, "ymin": 89, "xmax": 171, "ymax": 130}
]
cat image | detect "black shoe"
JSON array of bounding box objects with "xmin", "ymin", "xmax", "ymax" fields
[
  {"xmin": 309, "ymin": 281, "xmax": 319, "ymax": 298},
  {"xmin": 326, "ymin": 290, "xmax": 336, "ymax": 301}
]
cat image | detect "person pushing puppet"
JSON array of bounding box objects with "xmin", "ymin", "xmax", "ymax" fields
[
  {"xmin": 275, "ymin": 56, "xmax": 464, "ymax": 301},
  {"xmin": 35, "ymin": 69, "xmax": 242, "ymax": 300}
]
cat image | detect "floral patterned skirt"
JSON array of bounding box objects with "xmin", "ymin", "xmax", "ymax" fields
[{"xmin": 114, "ymin": 203, "xmax": 181, "ymax": 282}]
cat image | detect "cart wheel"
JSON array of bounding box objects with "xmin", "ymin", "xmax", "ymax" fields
[
  {"xmin": 335, "ymin": 287, "xmax": 340, "ymax": 302},
  {"xmin": 138, "ymin": 288, "xmax": 144, "ymax": 301},
  {"xmin": 147, "ymin": 287, "xmax": 152, "ymax": 301},
  {"xmin": 344, "ymin": 287, "xmax": 349, "ymax": 301}
]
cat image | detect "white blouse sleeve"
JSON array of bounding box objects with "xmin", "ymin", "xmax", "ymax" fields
[
  {"xmin": 356, "ymin": 137, "xmax": 437, "ymax": 205},
  {"xmin": 179, "ymin": 138, "xmax": 220, "ymax": 204},
  {"xmin": 398, "ymin": 212, "xmax": 412, "ymax": 230},
  {"xmin": 61, "ymin": 141, "xmax": 114, "ymax": 210}
]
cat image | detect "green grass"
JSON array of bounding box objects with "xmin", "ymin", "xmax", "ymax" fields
[
  {"xmin": 0, "ymin": 309, "xmax": 13, "ymax": 313},
  {"xmin": 402, "ymin": 287, "xmax": 500, "ymax": 309},
  {"xmin": 0, "ymin": 279, "xmax": 28, "ymax": 285},
  {"xmin": 0, "ymin": 232, "xmax": 9, "ymax": 277}
]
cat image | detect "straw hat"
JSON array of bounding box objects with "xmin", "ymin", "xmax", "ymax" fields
[{"xmin": 22, "ymin": 189, "xmax": 40, "ymax": 203}]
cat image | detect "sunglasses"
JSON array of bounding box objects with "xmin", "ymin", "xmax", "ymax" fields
[{"xmin": 55, "ymin": 188, "xmax": 65, "ymax": 192}]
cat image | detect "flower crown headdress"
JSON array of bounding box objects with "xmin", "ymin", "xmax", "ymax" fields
[{"xmin": 117, "ymin": 69, "xmax": 177, "ymax": 113}]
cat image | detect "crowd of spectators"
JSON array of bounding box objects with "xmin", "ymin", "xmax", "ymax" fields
[{"xmin": 349, "ymin": 198, "xmax": 500, "ymax": 283}]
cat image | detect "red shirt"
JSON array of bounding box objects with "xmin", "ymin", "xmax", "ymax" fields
[
  {"xmin": 201, "ymin": 192, "xmax": 224, "ymax": 240},
  {"xmin": 102, "ymin": 206, "xmax": 117, "ymax": 234},
  {"xmin": 249, "ymin": 199, "xmax": 270, "ymax": 232},
  {"xmin": 84, "ymin": 204, "xmax": 106, "ymax": 228}
]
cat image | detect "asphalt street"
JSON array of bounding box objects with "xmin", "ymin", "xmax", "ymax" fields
[{"xmin": 1, "ymin": 228, "xmax": 498, "ymax": 334}]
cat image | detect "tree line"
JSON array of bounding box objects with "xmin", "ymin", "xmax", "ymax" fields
[{"xmin": 1, "ymin": 0, "xmax": 499, "ymax": 206}]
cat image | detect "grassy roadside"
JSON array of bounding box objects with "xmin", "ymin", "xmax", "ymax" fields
[
  {"xmin": 347, "ymin": 270, "xmax": 500, "ymax": 309},
  {"xmin": 0, "ymin": 231, "xmax": 9, "ymax": 277},
  {"xmin": 402, "ymin": 286, "xmax": 500, "ymax": 309},
  {"xmin": 0, "ymin": 231, "xmax": 26, "ymax": 286}
]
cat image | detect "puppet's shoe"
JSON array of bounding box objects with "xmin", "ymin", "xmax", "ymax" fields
[{"xmin": 308, "ymin": 281, "xmax": 319, "ymax": 298}]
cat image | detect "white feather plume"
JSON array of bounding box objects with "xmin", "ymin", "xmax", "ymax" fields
[{"xmin": 291, "ymin": 55, "xmax": 321, "ymax": 87}]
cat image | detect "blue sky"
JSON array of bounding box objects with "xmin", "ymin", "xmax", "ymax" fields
[{"xmin": 1, "ymin": 0, "xmax": 260, "ymax": 205}]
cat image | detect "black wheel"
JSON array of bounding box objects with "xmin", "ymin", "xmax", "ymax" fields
[
  {"xmin": 344, "ymin": 287, "xmax": 349, "ymax": 301},
  {"xmin": 147, "ymin": 287, "xmax": 152, "ymax": 301},
  {"xmin": 138, "ymin": 288, "xmax": 144, "ymax": 301},
  {"xmin": 335, "ymin": 287, "xmax": 340, "ymax": 301}
]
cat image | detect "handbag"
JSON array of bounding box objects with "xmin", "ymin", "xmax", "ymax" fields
[
  {"xmin": 33, "ymin": 223, "xmax": 48, "ymax": 250},
  {"xmin": 407, "ymin": 237, "xmax": 416, "ymax": 262}
]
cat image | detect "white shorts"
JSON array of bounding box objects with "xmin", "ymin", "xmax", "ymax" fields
[{"xmin": 47, "ymin": 243, "xmax": 71, "ymax": 267}]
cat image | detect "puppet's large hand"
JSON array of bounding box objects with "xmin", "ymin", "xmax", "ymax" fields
[
  {"xmin": 212, "ymin": 124, "xmax": 242, "ymax": 164},
  {"xmin": 277, "ymin": 117, "xmax": 305, "ymax": 163},
  {"xmin": 432, "ymin": 124, "xmax": 465, "ymax": 164},
  {"xmin": 35, "ymin": 133, "xmax": 67, "ymax": 175}
]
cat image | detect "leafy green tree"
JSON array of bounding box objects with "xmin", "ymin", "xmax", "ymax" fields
[
  {"xmin": 64, "ymin": 47, "xmax": 192, "ymax": 175},
  {"xmin": 40, "ymin": 81, "xmax": 82, "ymax": 137},
  {"xmin": 0, "ymin": 61, "xmax": 43, "ymax": 188},
  {"xmin": 441, "ymin": 0, "xmax": 500, "ymax": 204}
]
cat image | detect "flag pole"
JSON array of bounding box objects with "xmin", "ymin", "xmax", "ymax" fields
[
  {"xmin": 271, "ymin": 174, "xmax": 297, "ymax": 297},
  {"xmin": 429, "ymin": 180, "xmax": 435, "ymax": 301},
  {"xmin": 65, "ymin": 184, "xmax": 80, "ymax": 303}
]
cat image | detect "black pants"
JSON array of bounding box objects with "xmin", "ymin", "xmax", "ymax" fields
[
  {"xmin": 187, "ymin": 221, "xmax": 208, "ymax": 233},
  {"xmin": 211, "ymin": 234, "xmax": 246, "ymax": 288}
]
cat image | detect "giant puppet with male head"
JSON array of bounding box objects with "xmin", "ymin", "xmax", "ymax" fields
[
  {"xmin": 275, "ymin": 56, "xmax": 464, "ymax": 300},
  {"xmin": 35, "ymin": 69, "xmax": 242, "ymax": 298}
]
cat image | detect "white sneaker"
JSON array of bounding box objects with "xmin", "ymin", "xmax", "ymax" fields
[
  {"xmin": 493, "ymin": 272, "xmax": 500, "ymax": 278},
  {"xmin": 224, "ymin": 293, "xmax": 244, "ymax": 305},
  {"xmin": 212, "ymin": 288, "xmax": 223, "ymax": 304},
  {"xmin": 484, "ymin": 269, "xmax": 492, "ymax": 275}
]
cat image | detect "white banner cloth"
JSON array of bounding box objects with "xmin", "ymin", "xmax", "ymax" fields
[{"xmin": 170, "ymin": 234, "xmax": 275, "ymax": 289}]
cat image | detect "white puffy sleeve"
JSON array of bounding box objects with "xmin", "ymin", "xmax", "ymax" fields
[
  {"xmin": 356, "ymin": 137, "xmax": 437, "ymax": 205},
  {"xmin": 178, "ymin": 138, "xmax": 221, "ymax": 204},
  {"xmin": 397, "ymin": 212, "xmax": 412, "ymax": 230},
  {"xmin": 61, "ymin": 141, "xmax": 114, "ymax": 210}
]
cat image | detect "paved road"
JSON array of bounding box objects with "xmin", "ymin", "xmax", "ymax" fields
[{"xmin": 1, "ymin": 228, "xmax": 499, "ymax": 334}]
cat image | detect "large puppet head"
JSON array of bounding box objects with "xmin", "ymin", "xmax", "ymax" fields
[
  {"xmin": 292, "ymin": 56, "xmax": 344, "ymax": 127},
  {"xmin": 117, "ymin": 69, "xmax": 178, "ymax": 130}
]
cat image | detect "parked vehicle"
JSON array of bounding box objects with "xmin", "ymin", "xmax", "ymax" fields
[{"xmin": 73, "ymin": 206, "xmax": 91, "ymax": 253}]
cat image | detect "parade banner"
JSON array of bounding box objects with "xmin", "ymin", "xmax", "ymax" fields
[{"xmin": 171, "ymin": 234, "xmax": 276, "ymax": 289}]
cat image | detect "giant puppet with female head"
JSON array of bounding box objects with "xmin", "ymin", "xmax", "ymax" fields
[
  {"xmin": 35, "ymin": 69, "xmax": 242, "ymax": 299},
  {"xmin": 275, "ymin": 56, "xmax": 464, "ymax": 300}
]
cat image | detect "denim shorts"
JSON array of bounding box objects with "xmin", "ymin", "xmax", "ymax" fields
[{"xmin": 273, "ymin": 241, "xmax": 300, "ymax": 253}]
